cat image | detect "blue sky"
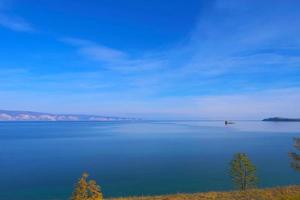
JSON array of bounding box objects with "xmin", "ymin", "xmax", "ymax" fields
[{"xmin": 0, "ymin": 0, "xmax": 300, "ymax": 119}]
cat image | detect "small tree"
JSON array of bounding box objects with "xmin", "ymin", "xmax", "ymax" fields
[
  {"xmin": 88, "ymin": 180, "xmax": 103, "ymax": 200},
  {"xmin": 71, "ymin": 173, "xmax": 103, "ymax": 200},
  {"xmin": 230, "ymin": 153, "xmax": 258, "ymax": 190},
  {"xmin": 71, "ymin": 172, "xmax": 89, "ymax": 200},
  {"xmin": 289, "ymin": 138, "xmax": 300, "ymax": 171}
]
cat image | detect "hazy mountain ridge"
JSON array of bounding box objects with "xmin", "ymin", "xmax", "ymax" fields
[{"xmin": 0, "ymin": 110, "xmax": 137, "ymax": 121}]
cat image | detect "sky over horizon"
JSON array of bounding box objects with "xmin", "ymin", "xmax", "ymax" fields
[{"xmin": 0, "ymin": 0, "xmax": 300, "ymax": 119}]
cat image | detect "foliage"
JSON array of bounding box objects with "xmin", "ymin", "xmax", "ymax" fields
[
  {"xmin": 88, "ymin": 180, "xmax": 103, "ymax": 200},
  {"xmin": 71, "ymin": 172, "xmax": 89, "ymax": 200},
  {"xmin": 71, "ymin": 173, "xmax": 103, "ymax": 200},
  {"xmin": 230, "ymin": 153, "xmax": 258, "ymax": 190},
  {"xmin": 289, "ymin": 138, "xmax": 300, "ymax": 171}
]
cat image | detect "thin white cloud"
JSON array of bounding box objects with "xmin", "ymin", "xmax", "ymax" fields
[
  {"xmin": 80, "ymin": 46, "xmax": 126, "ymax": 62},
  {"xmin": 62, "ymin": 0, "xmax": 300, "ymax": 83},
  {"xmin": 62, "ymin": 37, "xmax": 167, "ymax": 72},
  {"xmin": 179, "ymin": 0, "xmax": 300, "ymax": 78},
  {"xmin": 62, "ymin": 37, "xmax": 127, "ymax": 62},
  {"xmin": 0, "ymin": 0, "xmax": 35, "ymax": 32},
  {"xmin": 0, "ymin": 14, "xmax": 34, "ymax": 32}
]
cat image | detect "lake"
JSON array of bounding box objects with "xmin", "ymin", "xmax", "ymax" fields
[{"xmin": 0, "ymin": 121, "xmax": 300, "ymax": 200}]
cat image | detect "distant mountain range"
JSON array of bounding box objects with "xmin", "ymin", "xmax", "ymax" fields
[
  {"xmin": 262, "ymin": 117, "xmax": 300, "ymax": 122},
  {"xmin": 0, "ymin": 110, "xmax": 139, "ymax": 121}
]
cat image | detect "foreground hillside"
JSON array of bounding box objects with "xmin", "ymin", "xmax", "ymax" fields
[{"xmin": 110, "ymin": 186, "xmax": 300, "ymax": 200}]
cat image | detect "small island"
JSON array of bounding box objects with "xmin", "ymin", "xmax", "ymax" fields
[{"xmin": 262, "ymin": 117, "xmax": 300, "ymax": 122}]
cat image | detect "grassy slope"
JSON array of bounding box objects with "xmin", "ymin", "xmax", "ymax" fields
[{"xmin": 110, "ymin": 185, "xmax": 300, "ymax": 200}]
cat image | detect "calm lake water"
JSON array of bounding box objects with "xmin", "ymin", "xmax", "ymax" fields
[{"xmin": 0, "ymin": 121, "xmax": 300, "ymax": 200}]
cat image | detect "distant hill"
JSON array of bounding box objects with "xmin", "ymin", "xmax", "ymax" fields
[
  {"xmin": 262, "ymin": 117, "xmax": 300, "ymax": 122},
  {"xmin": 0, "ymin": 110, "xmax": 138, "ymax": 121}
]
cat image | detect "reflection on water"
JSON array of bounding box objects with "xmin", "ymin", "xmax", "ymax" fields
[{"xmin": 170, "ymin": 120, "xmax": 300, "ymax": 132}]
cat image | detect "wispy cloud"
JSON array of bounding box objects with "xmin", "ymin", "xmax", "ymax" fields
[
  {"xmin": 0, "ymin": 0, "xmax": 35, "ymax": 32},
  {"xmin": 62, "ymin": 38, "xmax": 127, "ymax": 62},
  {"xmin": 178, "ymin": 0, "xmax": 300, "ymax": 74},
  {"xmin": 60, "ymin": 0, "xmax": 300, "ymax": 118},
  {"xmin": 63, "ymin": 0, "xmax": 300, "ymax": 81},
  {"xmin": 62, "ymin": 37, "xmax": 168, "ymax": 72},
  {"xmin": 0, "ymin": 14, "xmax": 34, "ymax": 32}
]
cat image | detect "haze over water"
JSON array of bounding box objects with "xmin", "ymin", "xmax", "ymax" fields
[{"xmin": 0, "ymin": 121, "xmax": 300, "ymax": 200}]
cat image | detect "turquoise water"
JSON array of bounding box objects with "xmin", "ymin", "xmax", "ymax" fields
[{"xmin": 0, "ymin": 121, "xmax": 300, "ymax": 200}]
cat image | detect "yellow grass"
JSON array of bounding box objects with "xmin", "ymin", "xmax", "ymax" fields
[{"xmin": 109, "ymin": 185, "xmax": 300, "ymax": 200}]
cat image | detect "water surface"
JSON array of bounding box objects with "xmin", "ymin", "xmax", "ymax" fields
[{"xmin": 0, "ymin": 121, "xmax": 300, "ymax": 200}]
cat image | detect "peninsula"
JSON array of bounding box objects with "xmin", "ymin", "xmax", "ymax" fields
[{"xmin": 262, "ymin": 117, "xmax": 300, "ymax": 122}]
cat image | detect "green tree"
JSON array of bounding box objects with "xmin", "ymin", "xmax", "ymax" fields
[
  {"xmin": 230, "ymin": 153, "xmax": 258, "ymax": 190},
  {"xmin": 289, "ymin": 138, "xmax": 300, "ymax": 171},
  {"xmin": 71, "ymin": 173, "xmax": 103, "ymax": 200}
]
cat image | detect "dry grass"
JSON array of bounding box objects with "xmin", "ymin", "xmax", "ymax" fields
[{"xmin": 109, "ymin": 185, "xmax": 300, "ymax": 200}]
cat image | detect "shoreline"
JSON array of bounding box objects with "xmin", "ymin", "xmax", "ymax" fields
[{"xmin": 109, "ymin": 185, "xmax": 300, "ymax": 200}]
